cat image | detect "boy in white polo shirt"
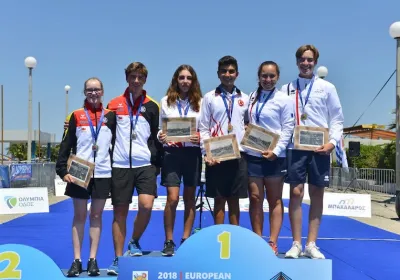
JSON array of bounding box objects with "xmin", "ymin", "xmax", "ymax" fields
[
  {"xmin": 199, "ymin": 55, "xmax": 249, "ymax": 225},
  {"xmin": 282, "ymin": 45, "xmax": 344, "ymax": 259}
]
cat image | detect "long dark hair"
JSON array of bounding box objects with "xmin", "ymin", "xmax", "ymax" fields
[
  {"xmin": 252, "ymin": 61, "xmax": 280, "ymax": 105},
  {"xmin": 166, "ymin": 65, "xmax": 202, "ymax": 112}
]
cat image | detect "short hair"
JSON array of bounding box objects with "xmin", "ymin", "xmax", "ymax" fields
[
  {"xmin": 218, "ymin": 55, "xmax": 238, "ymax": 72},
  {"xmin": 125, "ymin": 62, "xmax": 148, "ymax": 79},
  {"xmin": 295, "ymin": 45, "xmax": 320, "ymax": 62},
  {"xmin": 83, "ymin": 77, "xmax": 104, "ymax": 92}
]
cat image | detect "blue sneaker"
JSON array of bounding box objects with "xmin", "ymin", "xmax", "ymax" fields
[
  {"xmin": 106, "ymin": 257, "xmax": 119, "ymax": 276},
  {"xmin": 128, "ymin": 240, "xmax": 143, "ymax": 256}
]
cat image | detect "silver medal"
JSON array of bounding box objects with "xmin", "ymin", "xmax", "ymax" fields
[{"xmin": 132, "ymin": 130, "xmax": 137, "ymax": 140}]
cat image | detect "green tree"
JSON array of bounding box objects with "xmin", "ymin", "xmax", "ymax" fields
[
  {"xmin": 349, "ymin": 144, "xmax": 383, "ymax": 168},
  {"xmin": 7, "ymin": 143, "xmax": 27, "ymax": 161},
  {"xmin": 381, "ymin": 141, "xmax": 395, "ymax": 169}
]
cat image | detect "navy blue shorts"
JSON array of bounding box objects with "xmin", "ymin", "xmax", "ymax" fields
[
  {"xmin": 246, "ymin": 154, "xmax": 287, "ymax": 178},
  {"xmin": 285, "ymin": 149, "xmax": 330, "ymax": 187}
]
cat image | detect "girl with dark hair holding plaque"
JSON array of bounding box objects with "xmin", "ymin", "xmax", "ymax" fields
[
  {"xmin": 245, "ymin": 61, "xmax": 294, "ymax": 255},
  {"xmin": 56, "ymin": 77, "xmax": 116, "ymax": 277},
  {"xmin": 157, "ymin": 65, "xmax": 203, "ymax": 256}
]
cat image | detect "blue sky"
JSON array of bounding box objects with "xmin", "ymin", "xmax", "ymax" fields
[{"xmin": 0, "ymin": 0, "xmax": 399, "ymax": 142}]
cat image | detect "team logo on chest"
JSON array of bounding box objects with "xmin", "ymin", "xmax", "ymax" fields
[
  {"xmin": 238, "ymin": 99, "xmax": 244, "ymax": 106},
  {"xmin": 103, "ymin": 117, "xmax": 108, "ymax": 123},
  {"xmin": 141, "ymin": 106, "xmax": 146, "ymax": 113}
]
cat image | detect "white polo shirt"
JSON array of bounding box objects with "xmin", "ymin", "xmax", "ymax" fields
[
  {"xmin": 158, "ymin": 95, "xmax": 202, "ymax": 148},
  {"xmin": 281, "ymin": 75, "xmax": 344, "ymax": 148},
  {"xmin": 198, "ymin": 87, "xmax": 249, "ymax": 155},
  {"xmin": 247, "ymin": 88, "xmax": 295, "ymax": 157}
]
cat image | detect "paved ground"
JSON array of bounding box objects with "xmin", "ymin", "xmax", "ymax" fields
[
  {"xmin": 326, "ymin": 188, "xmax": 400, "ymax": 235},
  {"xmin": 1, "ymin": 190, "xmax": 399, "ymax": 235}
]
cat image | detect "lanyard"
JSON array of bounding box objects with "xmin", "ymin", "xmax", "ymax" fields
[
  {"xmin": 219, "ymin": 87, "xmax": 236, "ymax": 123},
  {"xmin": 177, "ymin": 98, "xmax": 190, "ymax": 117},
  {"xmin": 295, "ymin": 76, "xmax": 314, "ymax": 124},
  {"xmin": 255, "ymin": 89, "xmax": 274, "ymax": 123},
  {"xmin": 84, "ymin": 107, "xmax": 104, "ymax": 144},
  {"xmin": 126, "ymin": 94, "xmax": 144, "ymax": 131}
]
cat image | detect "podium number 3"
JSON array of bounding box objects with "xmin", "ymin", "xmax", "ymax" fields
[
  {"xmin": 0, "ymin": 251, "xmax": 22, "ymax": 279},
  {"xmin": 217, "ymin": 231, "xmax": 231, "ymax": 259}
]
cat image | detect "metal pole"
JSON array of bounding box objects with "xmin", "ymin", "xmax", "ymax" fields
[
  {"xmin": 38, "ymin": 102, "xmax": 41, "ymax": 159},
  {"xmin": 1, "ymin": 85, "xmax": 3, "ymax": 165},
  {"xmin": 396, "ymin": 38, "xmax": 400, "ymax": 218},
  {"xmin": 66, "ymin": 90, "xmax": 68, "ymax": 118},
  {"xmin": 27, "ymin": 68, "xmax": 32, "ymax": 162}
]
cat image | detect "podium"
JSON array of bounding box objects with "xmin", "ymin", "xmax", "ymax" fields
[{"xmin": 0, "ymin": 225, "xmax": 332, "ymax": 280}]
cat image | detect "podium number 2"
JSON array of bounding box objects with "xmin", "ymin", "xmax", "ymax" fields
[
  {"xmin": 217, "ymin": 231, "xmax": 231, "ymax": 259},
  {"xmin": 0, "ymin": 251, "xmax": 22, "ymax": 279}
]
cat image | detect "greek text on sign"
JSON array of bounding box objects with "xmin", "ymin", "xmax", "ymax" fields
[{"xmin": 322, "ymin": 192, "xmax": 371, "ymax": 218}]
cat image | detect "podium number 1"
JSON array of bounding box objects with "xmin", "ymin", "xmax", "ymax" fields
[
  {"xmin": 217, "ymin": 231, "xmax": 231, "ymax": 259},
  {"xmin": 0, "ymin": 251, "xmax": 22, "ymax": 279}
]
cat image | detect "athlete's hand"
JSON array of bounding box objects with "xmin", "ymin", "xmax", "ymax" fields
[
  {"xmin": 63, "ymin": 174, "xmax": 74, "ymax": 183},
  {"xmin": 261, "ymin": 150, "xmax": 277, "ymax": 161},
  {"xmin": 159, "ymin": 131, "xmax": 167, "ymax": 144},
  {"xmin": 190, "ymin": 133, "xmax": 200, "ymax": 144},
  {"xmin": 315, "ymin": 143, "xmax": 335, "ymax": 155},
  {"xmin": 204, "ymin": 156, "xmax": 220, "ymax": 166}
]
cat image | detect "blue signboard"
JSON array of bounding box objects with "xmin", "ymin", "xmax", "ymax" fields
[
  {"xmin": 0, "ymin": 165, "xmax": 10, "ymax": 187},
  {"xmin": 10, "ymin": 164, "xmax": 32, "ymax": 181}
]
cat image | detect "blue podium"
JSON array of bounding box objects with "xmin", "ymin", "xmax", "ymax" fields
[{"xmin": 0, "ymin": 225, "xmax": 331, "ymax": 280}]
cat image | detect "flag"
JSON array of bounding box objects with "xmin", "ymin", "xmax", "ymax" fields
[{"xmin": 335, "ymin": 136, "xmax": 349, "ymax": 171}]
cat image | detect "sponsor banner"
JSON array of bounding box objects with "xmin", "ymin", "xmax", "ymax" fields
[
  {"xmin": 323, "ymin": 192, "xmax": 371, "ymax": 218},
  {"xmin": 10, "ymin": 164, "xmax": 32, "ymax": 181},
  {"xmin": 0, "ymin": 187, "xmax": 49, "ymax": 214},
  {"xmin": 282, "ymin": 183, "xmax": 310, "ymax": 200},
  {"xmin": 90, "ymin": 196, "xmax": 289, "ymax": 213},
  {"xmin": 54, "ymin": 178, "xmax": 67, "ymax": 196}
]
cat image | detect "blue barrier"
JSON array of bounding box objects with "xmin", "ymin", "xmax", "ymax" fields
[
  {"xmin": 0, "ymin": 225, "xmax": 332, "ymax": 280},
  {"xmin": 0, "ymin": 165, "xmax": 10, "ymax": 188}
]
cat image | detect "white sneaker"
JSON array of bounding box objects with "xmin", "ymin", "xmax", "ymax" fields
[
  {"xmin": 284, "ymin": 241, "xmax": 302, "ymax": 258},
  {"xmin": 304, "ymin": 242, "xmax": 325, "ymax": 259}
]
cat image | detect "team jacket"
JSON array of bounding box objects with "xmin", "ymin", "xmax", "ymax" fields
[
  {"xmin": 56, "ymin": 102, "xmax": 116, "ymax": 179},
  {"xmin": 107, "ymin": 88, "xmax": 163, "ymax": 168},
  {"xmin": 198, "ymin": 87, "xmax": 249, "ymax": 154},
  {"xmin": 157, "ymin": 96, "xmax": 202, "ymax": 148},
  {"xmin": 247, "ymin": 88, "xmax": 295, "ymax": 158},
  {"xmin": 281, "ymin": 76, "xmax": 344, "ymax": 148}
]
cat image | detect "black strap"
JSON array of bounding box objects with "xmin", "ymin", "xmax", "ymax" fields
[{"xmin": 287, "ymin": 83, "xmax": 290, "ymax": 96}]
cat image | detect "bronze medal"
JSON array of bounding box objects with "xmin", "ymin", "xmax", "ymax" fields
[
  {"xmin": 301, "ymin": 113, "xmax": 308, "ymax": 120},
  {"xmin": 92, "ymin": 144, "xmax": 98, "ymax": 151},
  {"xmin": 228, "ymin": 123, "xmax": 233, "ymax": 132}
]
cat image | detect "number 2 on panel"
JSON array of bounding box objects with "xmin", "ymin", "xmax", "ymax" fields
[
  {"xmin": 0, "ymin": 251, "xmax": 22, "ymax": 279},
  {"xmin": 217, "ymin": 231, "xmax": 231, "ymax": 259}
]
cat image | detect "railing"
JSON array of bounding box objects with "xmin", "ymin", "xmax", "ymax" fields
[
  {"xmin": 1, "ymin": 162, "xmax": 57, "ymax": 196},
  {"xmin": 330, "ymin": 167, "xmax": 396, "ymax": 195},
  {"xmin": 0, "ymin": 163, "xmax": 396, "ymax": 196}
]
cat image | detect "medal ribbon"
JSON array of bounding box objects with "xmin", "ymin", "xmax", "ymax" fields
[
  {"xmin": 255, "ymin": 89, "xmax": 274, "ymax": 123},
  {"xmin": 177, "ymin": 97, "xmax": 190, "ymax": 117},
  {"xmin": 84, "ymin": 107, "xmax": 104, "ymax": 148},
  {"xmin": 126, "ymin": 94, "xmax": 144, "ymax": 134},
  {"xmin": 295, "ymin": 76, "xmax": 314, "ymax": 125},
  {"xmin": 219, "ymin": 86, "xmax": 236, "ymax": 125}
]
